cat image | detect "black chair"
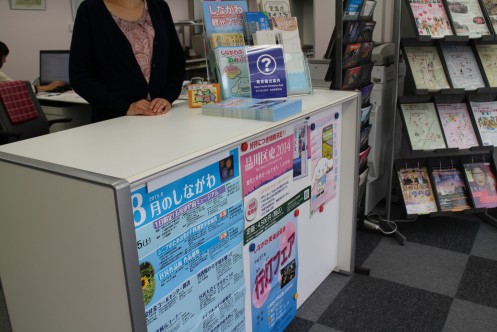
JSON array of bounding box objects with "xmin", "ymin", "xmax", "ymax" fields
[{"xmin": 0, "ymin": 80, "xmax": 71, "ymax": 144}]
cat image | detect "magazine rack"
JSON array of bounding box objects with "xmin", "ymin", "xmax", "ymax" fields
[{"xmin": 386, "ymin": 0, "xmax": 497, "ymax": 232}]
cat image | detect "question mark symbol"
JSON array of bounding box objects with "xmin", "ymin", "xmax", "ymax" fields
[{"xmin": 261, "ymin": 57, "xmax": 272, "ymax": 72}]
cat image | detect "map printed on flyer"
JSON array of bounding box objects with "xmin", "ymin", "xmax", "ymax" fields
[
  {"xmin": 309, "ymin": 112, "xmax": 340, "ymax": 215},
  {"xmin": 476, "ymin": 44, "xmax": 497, "ymax": 87},
  {"xmin": 403, "ymin": 46, "xmax": 450, "ymax": 91},
  {"xmin": 440, "ymin": 45, "xmax": 485, "ymax": 90},
  {"xmin": 249, "ymin": 215, "xmax": 298, "ymax": 332},
  {"xmin": 436, "ymin": 102, "xmax": 479, "ymax": 149},
  {"xmin": 130, "ymin": 148, "xmax": 245, "ymax": 332},
  {"xmin": 400, "ymin": 103, "xmax": 447, "ymax": 150}
]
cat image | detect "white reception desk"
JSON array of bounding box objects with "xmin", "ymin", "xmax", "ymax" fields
[{"xmin": 0, "ymin": 89, "xmax": 360, "ymax": 332}]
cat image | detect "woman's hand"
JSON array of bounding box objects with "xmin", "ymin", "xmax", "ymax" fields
[
  {"xmin": 127, "ymin": 98, "xmax": 171, "ymax": 116},
  {"xmin": 38, "ymin": 80, "xmax": 65, "ymax": 92},
  {"xmin": 150, "ymin": 98, "xmax": 171, "ymax": 115}
]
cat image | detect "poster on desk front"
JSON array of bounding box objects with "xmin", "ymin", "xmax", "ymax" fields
[
  {"xmin": 130, "ymin": 148, "xmax": 245, "ymax": 332},
  {"xmin": 249, "ymin": 214, "xmax": 298, "ymax": 332},
  {"xmin": 240, "ymin": 124, "xmax": 310, "ymax": 331},
  {"xmin": 241, "ymin": 124, "xmax": 310, "ymax": 241},
  {"xmin": 309, "ymin": 112, "xmax": 340, "ymax": 215}
]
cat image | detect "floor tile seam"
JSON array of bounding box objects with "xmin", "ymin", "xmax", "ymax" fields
[
  {"xmin": 359, "ymin": 273, "xmax": 458, "ymax": 300},
  {"xmin": 375, "ymin": 238, "xmax": 473, "ymax": 258}
]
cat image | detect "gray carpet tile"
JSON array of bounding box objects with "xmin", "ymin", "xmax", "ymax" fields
[
  {"xmin": 354, "ymin": 229, "xmax": 383, "ymax": 267},
  {"xmin": 394, "ymin": 217, "xmax": 480, "ymax": 254},
  {"xmin": 317, "ymin": 275, "xmax": 453, "ymax": 332},
  {"xmin": 456, "ymin": 256, "xmax": 497, "ymax": 309},
  {"xmin": 471, "ymin": 222, "xmax": 497, "ymax": 261},
  {"xmin": 284, "ymin": 316, "xmax": 315, "ymax": 332},
  {"xmin": 443, "ymin": 299, "xmax": 497, "ymax": 332},
  {"xmin": 363, "ymin": 238, "xmax": 469, "ymax": 297},
  {"xmin": 296, "ymin": 273, "xmax": 351, "ymax": 322},
  {"xmin": 0, "ymin": 287, "xmax": 11, "ymax": 332},
  {"xmin": 308, "ymin": 323, "xmax": 342, "ymax": 332}
]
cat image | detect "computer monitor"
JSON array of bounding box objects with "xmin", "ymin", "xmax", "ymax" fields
[{"xmin": 39, "ymin": 50, "xmax": 70, "ymax": 85}]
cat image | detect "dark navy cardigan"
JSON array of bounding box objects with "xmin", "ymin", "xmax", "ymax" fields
[{"xmin": 69, "ymin": 0, "xmax": 186, "ymax": 122}]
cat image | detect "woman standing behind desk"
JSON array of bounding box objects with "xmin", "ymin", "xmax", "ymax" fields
[{"xmin": 69, "ymin": 0, "xmax": 186, "ymax": 123}]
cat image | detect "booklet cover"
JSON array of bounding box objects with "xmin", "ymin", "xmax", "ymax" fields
[
  {"xmin": 397, "ymin": 166, "xmax": 438, "ymax": 215},
  {"xmin": 431, "ymin": 166, "xmax": 471, "ymax": 212},
  {"xmin": 243, "ymin": 11, "xmax": 271, "ymax": 45},
  {"xmin": 400, "ymin": 102, "xmax": 447, "ymax": 150},
  {"xmin": 202, "ymin": 1, "xmax": 248, "ymax": 80},
  {"xmin": 446, "ymin": 0, "xmax": 491, "ymax": 38},
  {"xmin": 407, "ymin": 0, "xmax": 453, "ymax": 38},
  {"xmin": 440, "ymin": 45, "xmax": 486, "ymax": 91},
  {"xmin": 214, "ymin": 46, "xmax": 250, "ymax": 99},
  {"xmin": 469, "ymin": 100, "xmax": 497, "ymax": 146},
  {"xmin": 463, "ymin": 162, "xmax": 497, "ymax": 208},
  {"xmin": 436, "ymin": 102, "xmax": 479, "ymax": 149},
  {"xmin": 481, "ymin": 0, "xmax": 497, "ymax": 34},
  {"xmin": 344, "ymin": 0, "xmax": 364, "ymax": 21},
  {"xmin": 475, "ymin": 44, "xmax": 497, "ymax": 87},
  {"xmin": 259, "ymin": 0, "xmax": 291, "ymax": 19},
  {"xmin": 202, "ymin": 96, "xmax": 302, "ymax": 122}
]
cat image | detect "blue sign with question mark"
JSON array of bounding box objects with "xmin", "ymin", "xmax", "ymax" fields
[{"xmin": 246, "ymin": 45, "xmax": 287, "ymax": 99}]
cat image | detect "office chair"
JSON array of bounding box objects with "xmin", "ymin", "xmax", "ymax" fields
[{"xmin": 0, "ymin": 80, "xmax": 71, "ymax": 144}]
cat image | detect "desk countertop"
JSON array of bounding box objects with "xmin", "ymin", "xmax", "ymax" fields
[
  {"xmin": 37, "ymin": 90, "xmax": 88, "ymax": 104},
  {"xmin": 1, "ymin": 89, "xmax": 358, "ymax": 184}
]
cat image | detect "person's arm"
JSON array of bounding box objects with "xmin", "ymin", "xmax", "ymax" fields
[
  {"xmin": 160, "ymin": 1, "xmax": 186, "ymax": 104},
  {"xmin": 69, "ymin": 2, "xmax": 130, "ymax": 119},
  {"xmin": 36, "ymin": 80, "xmax": 65, "ymax": 93}
]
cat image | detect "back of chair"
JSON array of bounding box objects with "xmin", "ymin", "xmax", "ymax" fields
[{"xmin": 0, "ymin": 80, "xmax": 50, "ymax": 143}]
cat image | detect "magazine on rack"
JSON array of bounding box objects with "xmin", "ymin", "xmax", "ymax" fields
[
  {"xmin": 359, "ymin": 0, "xmax": 377, "ymax": 19},
  {"xmin": 440, "ymin": 45, "xmax": 485, "ymax": 91},
  {"xmin": 407, "ymin": 0, "xmax": 453, "ymax": 38},
  {"xmin": 469, "ymin": 100, "xmax": 497, "ymax": 146},
  {"xmin": 462, "ymin": 162, "xmax": 497, "ymax": 208},
  {"xmin": 475, "ymin": 44, "xmax": 497, "ymax": 87},
  {"xmin": 431, "ymin": 165, "xmax": 471, "ymax": 212},
  {"xmin": 436, "ymin": 102, "xmax": 479, "ymax": 149},
  {"xmin": 259, "ymin": 0, "xmax": 291, "ymax": 19},
  {"xmin": 214, "ymin": 46, "xmax": 250, "ymax": 100},
  {"xmin": 344, "ymin": 0, "xmax": 364, "ymax": 21},
  {"xmin": 202, "ymin": 1, "xmax": 248, "ymax": 81},
  {"xmin": 397, "ymin": 166, "xmax": 438, "ymax": 215},
  {"xmin": 446, "ymin": 0, "xmax": 491, "ymax": 38},
  {"xmin": 481, "ymin": 0, "xmax": 497, "ymax": 33},
  {"xmin": 243, "ymin": 12, "xmax": 271, "ymax": 45},
  {"xmin": 403, "ymin": 46, "xmax": 450, "ymax": 92},
  {"xmin": 400, "ymin": 102, "xmax": 447, "ymax": 150}
]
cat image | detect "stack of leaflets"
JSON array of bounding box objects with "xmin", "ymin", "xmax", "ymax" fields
[{"xmin": 202, "ymin": 97, "xmax": 302, "ymax": 122}]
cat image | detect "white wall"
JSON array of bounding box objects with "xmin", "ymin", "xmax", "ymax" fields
[
  {"xmin": 0, "ymin": 0, "xmax": 189, "ymax": 82},
  {"xmin": 0, "ymin": 0, "xmax": 391, "ymax": 80}
]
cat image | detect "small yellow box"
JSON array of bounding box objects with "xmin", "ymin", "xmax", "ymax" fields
[{"xmin": 188, "ymin": 83, "xmax": 221, "ymax": 108}]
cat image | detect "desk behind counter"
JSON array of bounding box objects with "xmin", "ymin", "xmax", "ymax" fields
[
  {"xmin": 37, "ymin": 91, "xmax": 91, "ymax": 131},
  {"xmin": 0, "ymin": 89, "xmax": 360, "ymax": 332}
]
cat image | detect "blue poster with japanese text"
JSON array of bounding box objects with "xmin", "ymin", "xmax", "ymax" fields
[{"xmin": 131, "ymin": 148, "xmax": 245, "ymax": 332}]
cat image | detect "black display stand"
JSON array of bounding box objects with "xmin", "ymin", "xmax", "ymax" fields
[{"xmin": 386, "ymin": 0, "xmax": 497, "ymax": 235}]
